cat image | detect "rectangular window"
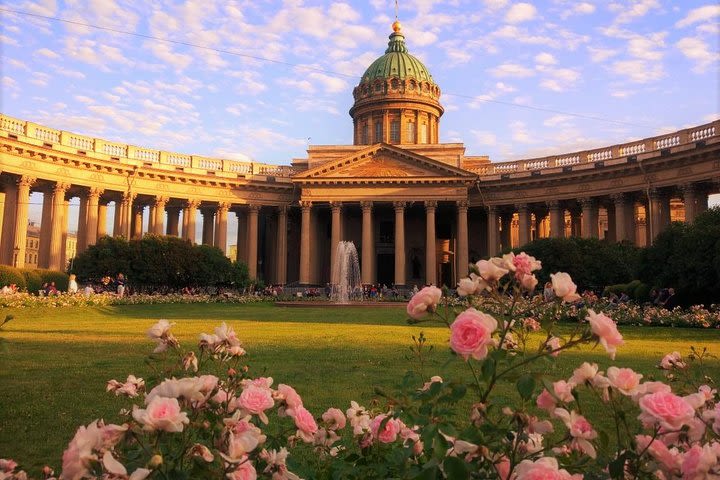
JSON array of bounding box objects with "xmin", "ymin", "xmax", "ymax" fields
[
  {"xmin": 390, "ymin": 121, "xmax": 400, "ymax": 143},
  {"xmin": 374, "ymin": 121, "xmax": 382, "ymax": 143},
  {"xmin": 420, "ymin": 123, "xmax": 428, "ymax": 143},
  {"xmin": 362, "ymin": 125, "xmax": 369, "ymax": 144},
  {"xmin": 406, "ymin": 122, "xmax": 415, "ymax": 143}
]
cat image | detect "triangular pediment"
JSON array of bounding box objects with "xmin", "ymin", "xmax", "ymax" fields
[{"xmin": 293, "ymin": 143, "xmax": 476, "ymax": 181}]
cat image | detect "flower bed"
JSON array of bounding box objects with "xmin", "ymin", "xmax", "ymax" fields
[
  {"xmin": 2, "ymin": 252, "xmax": 718, "ymax": 479},
  {"xmin": 0, "ymin": 293, "xmax": 269, "ymax": 309}
]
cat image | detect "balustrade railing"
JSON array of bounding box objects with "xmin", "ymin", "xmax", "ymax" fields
[{"xmin": 1, "ymin": 113, "xmax": 717, "ymax": 180}]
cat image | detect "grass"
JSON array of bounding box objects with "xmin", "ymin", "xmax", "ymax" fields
[{"xmin": 1, "ymin": 303, "xmax": 719, "ymax": 473}]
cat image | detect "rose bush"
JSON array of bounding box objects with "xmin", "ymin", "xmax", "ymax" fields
[{"xmin": 2, "ymin": 252, "xmax": 719, "ymax": 479}]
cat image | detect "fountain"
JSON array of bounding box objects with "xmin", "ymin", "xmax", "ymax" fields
[{"xmin": 330, "ymin": 241, "xmax": 362, "ymax": 304}]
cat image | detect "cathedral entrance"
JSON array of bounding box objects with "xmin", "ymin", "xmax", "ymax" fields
[{"xmin": 376, "ymin": 253, "xmax": 394, "ymax": 287}]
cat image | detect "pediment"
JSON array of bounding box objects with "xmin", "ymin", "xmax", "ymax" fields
[{"xmin": 293, "ymin": 144, "xmax": 475, "ymax": 181}]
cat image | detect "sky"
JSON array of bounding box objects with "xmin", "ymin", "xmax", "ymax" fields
[{"xmin": 1, "ymin": 0, "xmax": 719, "ymax": 230}]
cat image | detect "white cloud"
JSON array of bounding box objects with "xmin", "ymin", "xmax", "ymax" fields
[
  {"xmin": 543, "ymin": 114, "xmax": 573, "ymax": 127},
  {"xmin": 29, "ymin": 72, "xmax": 50, "ymax": 87},
  {"xmin": 560, "ymin": 2, "xmax": 595, "ymax": 19},
  {"xmin": 489, "ymin": 63, "xmax": 535, "ymax": 77},
  {"xmin": 56, "ymin": 66, "xmax": 86, "ymax": 79},
  {"xmin": 0, "ymin": 34, "xmax": 19, "ymax": 46},
  {"xmin": 74, "ymin": 95, "xmax": 94, "ymax": 104},
  {"xmin": 278, "ymin": 78, "xmax": 315, "ymax": 93},
  {"xmin": 610, "ymin": 59, "xmax": 664, "ymax": 83},
  {"xmin": 587, "ymin": 46, "xmax": 618, "ymax": 63},
  {"xmin": 614, "ymin": 0, "xmax": 660, "ymax": 24},
  {"xmin": 509, "ymin": 121, "xmax": 533, "ymax": 143},
  {"xmin": 675, "ymin": 5, "xmax": 720, "ymax": 28},
  {"xmin": 495, "ymin": 82, "xmax": 515, "ymax": 93},
  {"xmin": 534, "ymin": 52, "xmax": 557, "ymax": 65},
  {"xmin": 484, "ymin": 0, "xmax": 509, "ymax": 9},
  {"xmin": 35, "ymin": 47, "xmax": 59, "ymax": 59},
  {"xmin": 505, "ymin": 2, "xmax": 538, "ymax": 23},
  {"xmin": 627, "ymin": 34, "xmax": 665, "ymax": 61},
  {"xmin": 146, "ymin": 42, "xmax": 192, "ymax": 71},
  {"xmin": 676, "ymin": 37, "xmax": 719, "ymax": 73},
  {"xmin": 471, "ymin": 130, "xmax": 497, "ymax": 146}
]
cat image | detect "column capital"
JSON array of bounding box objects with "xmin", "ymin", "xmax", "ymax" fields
[
  {"xmin": 456, "ymin": 200, "xmax": 469, "ymax": 211},
  {"xmin": 514, "ymin": 203, "xmax": 528, "ymax": 212},
  {"xmin": 679, "ymin": 183, "xmax": 696, "ymax": 195},
  {"xmin": 277, "ymin": 204, "xmax": 289, "ymax": 215},
  {"xmin": 360, "ymin": 200, "xmax": 373, "ymax": 211},
  {"xmin": 579, "ymin": 197, "xmax": 595, "ymax": 208},
  {"xmin": 486, "ymin": 204, "xmax": 498, "ymax": 214},
  {"xmin": 330, "ymin": 201, "xmax": 343, "ymax": 211},
  {"xmin": 424, "ymin": 200, "xmax": 437, "ymax": 210},
  {"xmin": 17, "ymin": 175, "xmax": 36, "ymax": 188},
  {"xmin": 393, "ymin": 201, "xmax": 407, "ymax": 211},
  {"xmin": 122, "ymin": 191, "xmax": 136, "ymax": 202},
  {"xmin": 247, "ymin": 204, "xmax": 260, "ymax": 213},
  {"xmin": 185, "ymin": 199, "xmax": 201, "ymax": 209},
  {"xmin": 88, "ymin": 187, "xmax": 104, "ymax": 199},
  {"xmin": 300, "ymin": 200, "xmax": 312, "ymax": 210},
  {"xmin": 610, "ymin": 193, "xmax": 627, "ymax": 204},
  {"xmin": 154, "ymin": 195, "xmax": 169, "ymax": 207},
  {"xmin": 546, "ymin": 200, "xmax": 561, "ymax": 209},
  {"xmin": 218, "ymin": 202, "xmax": 231, "ymax": 213}
]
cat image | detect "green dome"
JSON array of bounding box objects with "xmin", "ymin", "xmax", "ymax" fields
[{"xmin": 360, "ymin": 30, "xmax": 436, "ymax": 85}]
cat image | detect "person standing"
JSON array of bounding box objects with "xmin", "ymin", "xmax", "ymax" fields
[
  {"xmin": 116, "ymin": 273, "xmax": 126, "ymax": 297},
  {"xmin": 68, "ymin": 274, "xmax": 78, "ymax": 294}
]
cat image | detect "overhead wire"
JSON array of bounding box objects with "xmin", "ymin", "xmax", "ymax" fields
[{"xmin": 2, "ymin": 7, "xmax": 656, "ymax": 130}]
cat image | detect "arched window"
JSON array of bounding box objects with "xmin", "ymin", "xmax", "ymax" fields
[
  {"xmin": 406, "ymin": 121, "xmax": 415, "ymax": 143},
  {"xmin": 420, "ymin": 122, "xmax": 428, "ymax": 143}
]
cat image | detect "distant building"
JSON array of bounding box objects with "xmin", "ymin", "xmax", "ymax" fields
[{"xmin": 24, "ymin": 221, "xmax": 76, "ymax": 270}]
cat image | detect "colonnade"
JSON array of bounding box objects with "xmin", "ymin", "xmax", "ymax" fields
[
  {"xmin": 484, "ymin": 183, "xmax": 711, "ymax": 255},
  {"xmin": 0, "ymin": 173, "xmax": 715, "ymax": 287}
]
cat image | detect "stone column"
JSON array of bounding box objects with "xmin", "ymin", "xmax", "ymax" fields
[
  {"xmin": 76, "ymin": 193, "xmax": 89, "ymax": 253},
  {"xmin": 12, "ymin": 176, "xmax": 35, "ymax": 267},
  {"xmin": 393, "ymin": 201, "xmax": 406, "ymax": 286},
  {"xmin": 648, "ymin": 189, "xmax": 667, "ymax": 240},
  {"xmin": 456, "ymin": 200, "xmax": 469, "ymax": 280},
  {"xmin": 580, "ymin": 198, "xmax": 598, "ymax": 238},
  {"xmin": 361, "ymin": 201, "xmax": 374, "ymax": 284},
  {"xmin": 276, "ymin": 205, "xmax": 288, "ymax": 284},
  {"xmin": 235, "ymin": 209, "xmax": 247, "ymax": 263},
  {"xmin": 299, "ymin": 201, "xmax": 312, "ymax": 285},
  {"xmin": 548, "ymin": 201, "xmax": 564, "ymax": 239},
  {"xmin": 330, "ymin": 202, "xmax": 342, "ymax": 278},
  {"xmin": 166, "ymin": 207, "xmax": 181, "ymax": 237},
  {"xmin": 486, "ymin": 205, "xmax": 499, "ymax": 256},
  {"xmin": 60, "ymin": 200, "xmax": 70, "ymax": 269},
  {"xmin": 86, "ymin": 188, "xmax": 102, "ymax": 247},
  {"xmin": 0, "ymin": 180, "xmax": 18, "ymax": 265},
  {"xmin": 247, "ymin": 204, "xmax": 259, "ymax": 278},
  {"xmin": 201, "ymin": 208, "xmax": 215, "ymax": 246},
  {"xmin": 38, "ymin": 189, "xmax": 53, "ymax": 267},
  {"xmin": 97, "ymin": 202, "xmax": 108, "ymax": 238},
  {"xmin": 517, "ymin": 204, "xmax": 530, "ymax": 246},
  {"xmin": 214, "ymin": 203, "xmax": 229, "ymax": 253},
  {"xmin": 132, "ymin": 205, "xmax": 144, "ymax": 239},
  {"xmin": 425, "ymin": 201, "xmax": 437, "ymax": 285},
  {"xmin": 681, "ymin": 184, "xmax": 697, "ymax": 224},
  {"xmin": 611, "ymin": 194, "xmax": 629, "ymax": 242},
  {"xmin": 113, "ymin": 200, "xmax": 123, "ymax": 237},
  {"xmin": 48, "ymin": 182, "xmax": 69, "ymax": 270},
  {"xmin": 500, "ymin": 214, "xmax": 512, "ymax": 250},
  {"xmin": 118, "ymin": 192, "xmax": 134, "ymax": 239},
  {"xmin": 151, "ymin": 197, "xmax": 168, "ymax": 235},
  {"xmin": 183, "ymin": 200, "xmax": 199, "ymax": 244}
]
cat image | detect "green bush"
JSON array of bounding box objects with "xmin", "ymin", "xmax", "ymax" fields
[
  {"xmin": 633, "ymin": 282, "xmax": 651, "ymax": 302},
  {"xmin": 0, "ymin": 265, "xmax": 26, "ymax": 291},
  {"xmin": 35, "ymin": 269, "xmax": 70, "ymax": 292},
  {"xmin": 21, "ymin": 269, "xmax": 43, "ymax": 294}
]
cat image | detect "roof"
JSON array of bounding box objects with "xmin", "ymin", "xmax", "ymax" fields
[{"xmin": 359, "ymin": 27, "xmax": 435, "ymax": 85}]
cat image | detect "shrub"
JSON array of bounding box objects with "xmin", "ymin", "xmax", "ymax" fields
[
  {"xmin": 21, "ymin": 269, "xmax": 43, "ymax": 294},
  {"xmin": 633, "ymin": 282, "xmax": 651, "ymax": 301},
  {"xmin": 35, "ymin": 269, "xmax": 70, "ymax": 291},
  {"xmin": 0, "ymin": 265, "xmax": 26, "ymax": 290}
]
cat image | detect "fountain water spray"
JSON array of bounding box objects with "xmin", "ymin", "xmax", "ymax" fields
[{"xmin": 330, "ymin": 241, "xmax": 362, "ymax": 304}]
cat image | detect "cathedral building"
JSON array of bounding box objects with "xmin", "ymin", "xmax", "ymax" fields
[{"xmin": 0, "ymin": 22, "xmax": 718, "ymax": 288}]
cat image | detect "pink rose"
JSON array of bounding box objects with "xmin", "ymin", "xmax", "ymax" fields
[
  {"xmin": 370, "ymin": 414, "xmax": 401, "ymax": 444},
  {"xmin": 681, "ymin": 444, "xmax": 717, "ymax": 479},
  {"xmin": 635, "ymin": 435, "xmax": 680, "ymax": 474},
  {"xmin": 546, "ymin": 336, "xmax": 561, "ymax": 357},
  {"xmin": 554, "ymin": 408, "xmax": 598, "ymax": 458},
  {"xmin": 607, "ymin": 367, "xmax": 643, "ymax": 396},
  {"xmin": 449, "ymin": 308, "xmax": 498, "ymax": 361},
  {"xmin": 276, "ymin": 384, "xmax": 303, "ymax": 417},
  {"xmin": 568, "ymin": 362, "xmax": 600, "ymax": 387},
  {"xmin": 476, "ymin": 259, "xmax": 509, "ymax": 282},
  {"xmin": 515, "ymin": 457, "xmax": 583, "ymax": 480},
  {"xmin": 227, "ymin": 457, "xmax": 258, "ymax": 480},
  {"xmin": 660, "ymin": 351, "xmax": 686, "ymax": 370},
  {"xmin": 513, "ymin": 252, "xmax": 542, "ymax": 278},
  {"xmin": 293, "ymin": 406, "xmax": 319, "ymax": 443},
  {"xmin": 238, "ymin": 385, "xmax": 274, "ymax": 424},
  {"xmin": 223, "ymin": 414, "xmax": 266, "ymax": 460},
  {"xmin": 322, "ymin": 408, "xmax": 346, "ymax": 430},
  {"xmin": 457, "ymin": 277, "xmax": 478, "ymax": 297},
  {"xmin": 536, "ymin": 389, "xmax": 557, "ymax": 413},
  {"xmin": 586, "ymin": 310, "xmax": 623, "ymax": 360},
  {"xmin": 406, "ymin": 286, "xmax": 442, "ymax": 320},
  {"xmin": 638, "ymin": 391, "xmax": 696, "ymax": 430},
  {"xmin": 132, "ymin": 396, "xmax": 189, "ymax": 432},
  {"xmin": 550, "ymin": 272, "xmax": 581, "ymax": 303}
]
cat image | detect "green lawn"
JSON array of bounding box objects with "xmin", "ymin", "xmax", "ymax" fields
[{"xmin": 1, "ymin": 303, "xmax": 719, "ymax": 473}]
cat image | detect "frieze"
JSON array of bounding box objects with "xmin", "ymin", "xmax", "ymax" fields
[
  {"xmin": 713, "ymin": 159, "xmax": 720, "ymax": 169},
  {"xmin": 677, "ymin": 167, "xmax": 692, "ymax": 175},
  {"xmin": 609, "ymin": 179, "xmax": 624, "ymax": 187}
]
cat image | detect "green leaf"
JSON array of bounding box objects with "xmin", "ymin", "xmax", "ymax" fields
[
  {"xmin": 481, "ymin": 358, "xmax": 496, "ymax": 381},
  {"xmin": 516, "ymin": 374, "xmax": 536, "ymax": 401},
  {"xmin": 443, "ymin": 456, "xmax": 469, "ymax": 480}
]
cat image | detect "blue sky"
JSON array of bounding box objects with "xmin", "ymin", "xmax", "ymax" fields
[{"xmin": 1, "ymin": 0, "xmax": 719, "ymax": 228}]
